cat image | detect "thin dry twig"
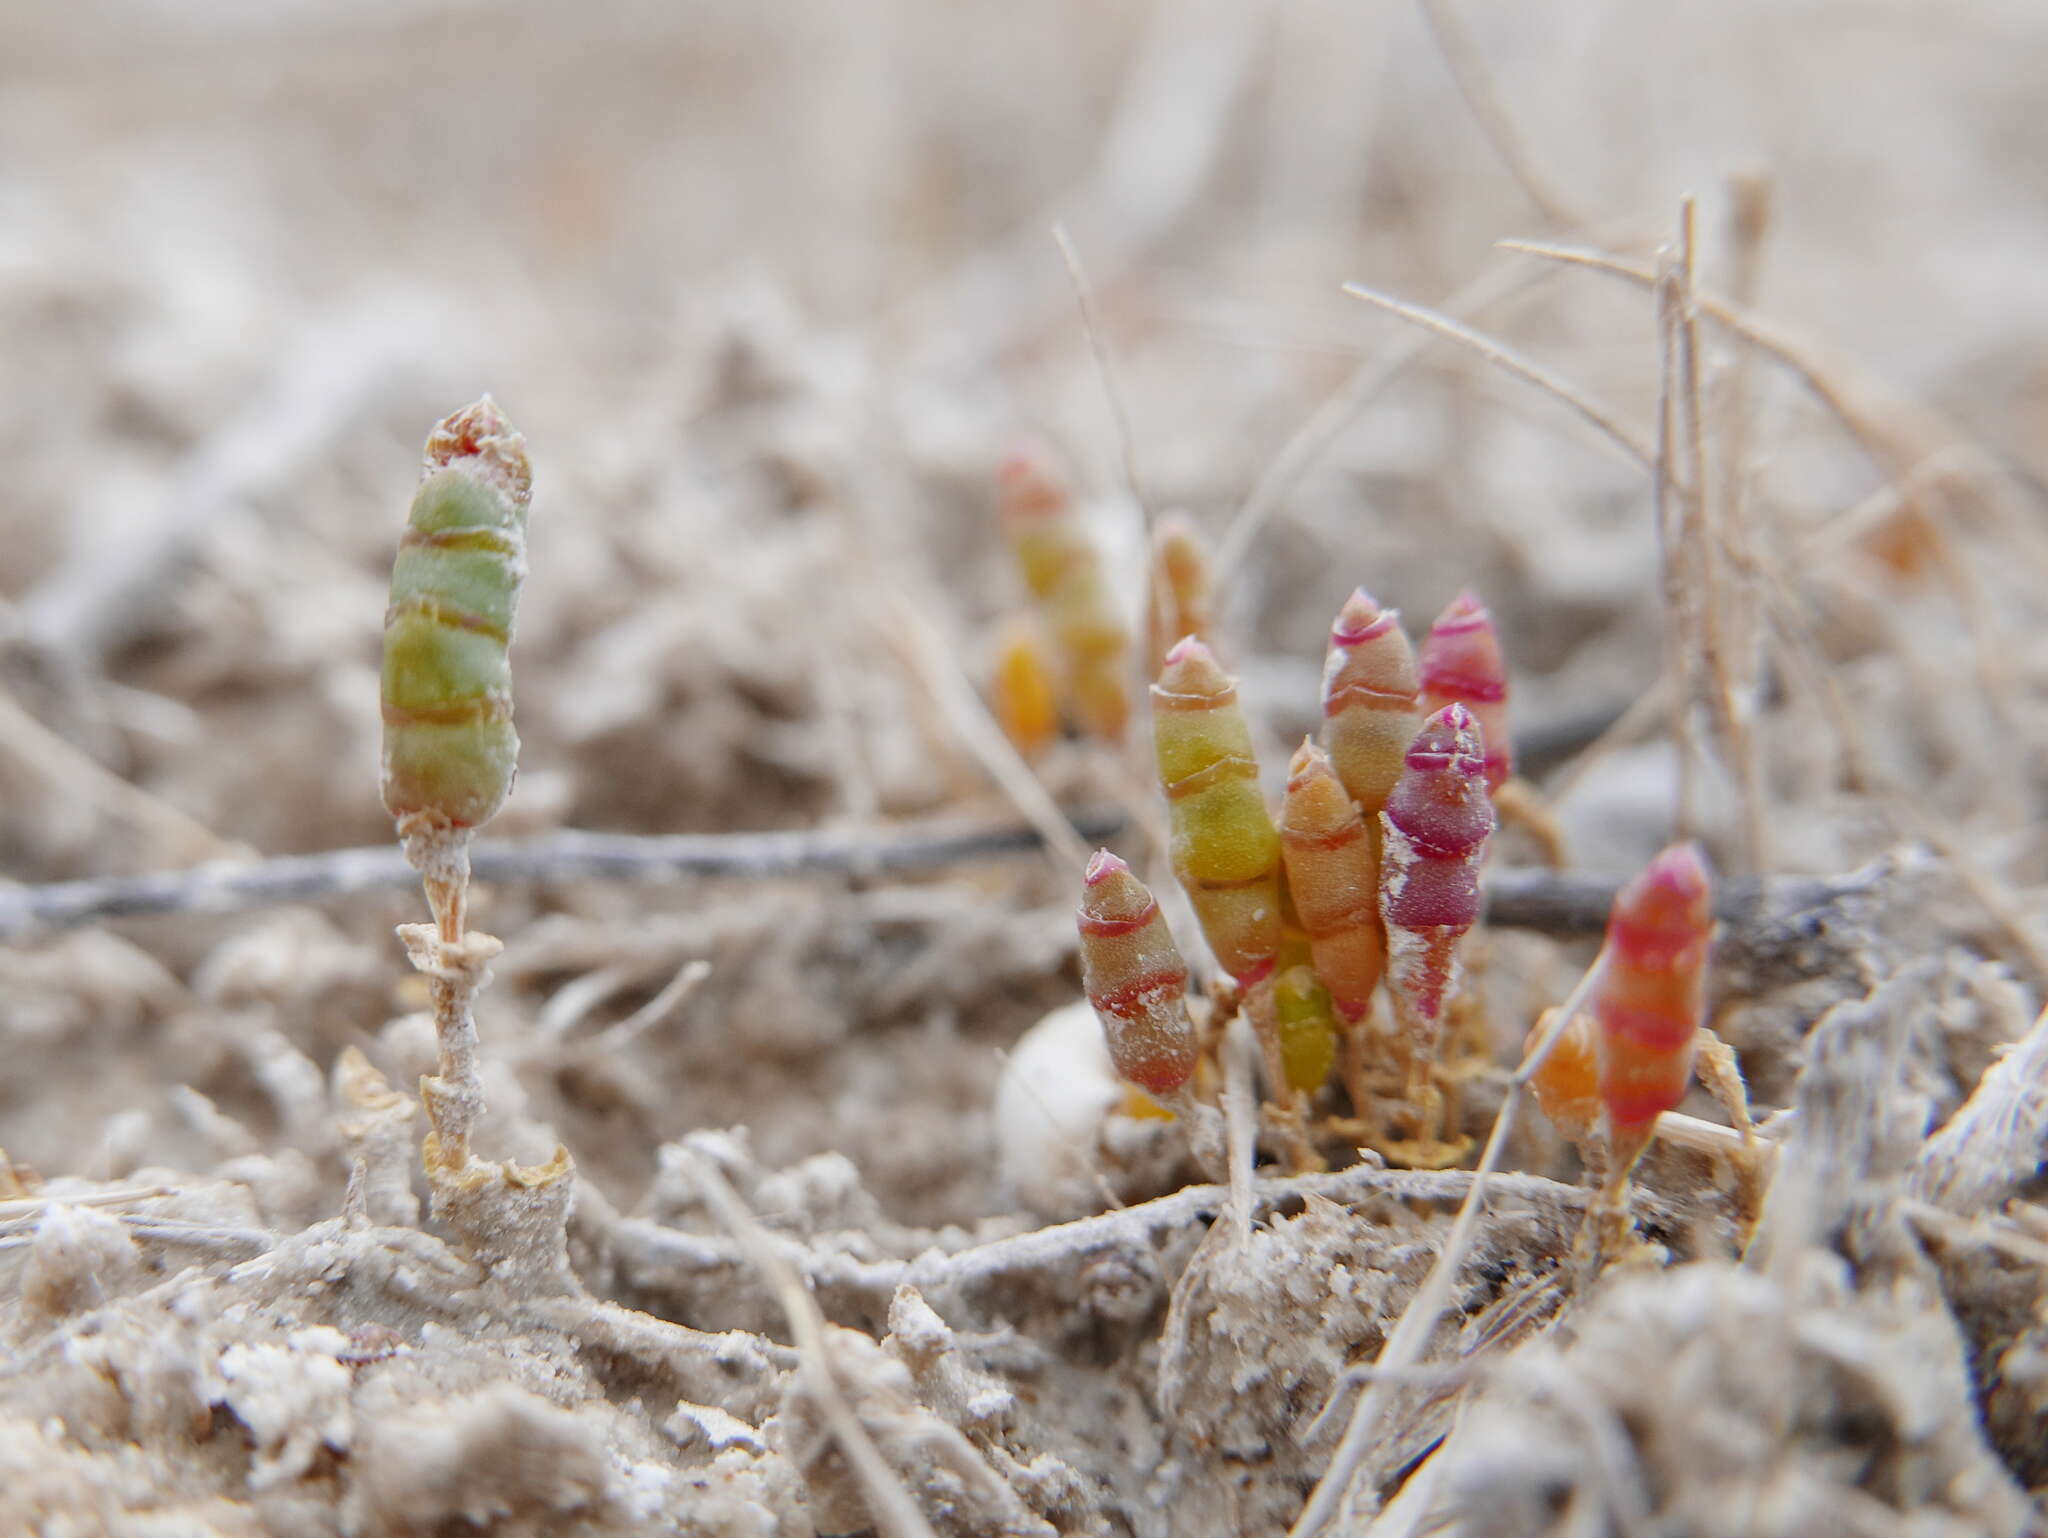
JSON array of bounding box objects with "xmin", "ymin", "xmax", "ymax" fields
[
  {"xmin": 1218, "ymin": 256, "xmax": 1551, "ymax": 578},
  {"xmin": 0, "ymin": 811, "xmax": 1127, "ymax": 942},
  {"xmin": 1543, "ymin": 676, "xmax": 1668, "ymax": 808},
  {"xmin": 1338, "ymin": 281, "xmax": 1656, "ymax": 469},
  {"xmin": 0, "ymin": 829, "xmax": 1902, "ymax": 977},
  {"xmin": 0, "ymin": 1185, "xmax": 175, "ymax": 1219},
  {"xmin": 1504, "ymin": 235, "xmax": 2048, "ymax": 757},
  {"xmin": 897, "ymin": 0, "xmax": 1260, "ymax": 375},
  {"xmin": 1221, "ymin": 1011, "xmax": 1261, "ymax": 1248},
  {"xmin": 1290, "ymin": 955, "xmax": 1609, "ymax": 1537},
  {"xmin": 1347, "ymin": 251, "xmax": 2035, "ymax": 926},
  {"xmin": 1717, "ymin": 174, "xmax": 1775, "ymax": 839},
  {"xmin": 1052, "ymin": 221, "xmax": 1148, "ymax": 520},
  {"xmin": 1652, "ymin": 247, "xmax": 1700, "ymax": 839},
  {"xmin": 875, "ymin": 592, "xmax": 1095, "ymax": 875},
  {"xmin": 618, "ymin": 1162, "xmax": 1601, "ymax": 1312},
  {"xmin": 1415, "ymin": 0, "xmax": 1583, "ymax": 228},
  {"xmin": 586, "ymin": 958, "xmax": 714, "ymax": 1055},
  {"xmin": 1500, "ymin": 235, "xmax": 2048, "ymax": 568},
  {"xmin": 677, "ymin": 1149, "xmax": 942, "ymax": 1538},
  {"xmin": 1676, "ymin": 198, "xmax": 1765, "ymax": 871}
]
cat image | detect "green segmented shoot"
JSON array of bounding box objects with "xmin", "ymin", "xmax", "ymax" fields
[
  {"xmin": 1150, "ymin": 637, "xmax": 1280, "ymax": 989},
  {"xmin": 1273, "ymin": 963, "xmax": 1339, "ymax": 1095},
  {"xmin": 382, "ymin": 397, "xmax": 533, "ymax": 839}
]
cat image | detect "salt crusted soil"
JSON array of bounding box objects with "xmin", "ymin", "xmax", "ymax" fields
[{"xmin": 5, "ymin": 2, "xmax": 2048, "ymax": 1534}]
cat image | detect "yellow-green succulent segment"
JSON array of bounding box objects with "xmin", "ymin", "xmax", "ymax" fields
[
  {"xmin": 1274, "ymin": 964, "xmax": 1339, "ymax": 1093},
  {"xmin": 997, "ymin": 447, "xmax": 1132, "ymax": 743},
  {"xmin": 1151, "ymin": 637, "xmax": 1281, "ymax": 985},
  {"xmin": 381, "ymin": 399, "xmax": 533, "ymax": 831}
]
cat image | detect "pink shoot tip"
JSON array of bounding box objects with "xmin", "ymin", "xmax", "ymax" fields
[
  {"xmin": 1404, "ymin": 702, "xmax": 1485, "ymax": 778},
  {"xmin": 1084, "ymin": 848, "xmax": 1128, "ymax": 885},
  {"xmin": 1332, "ymin": 588, "xmax": 1398, "ymax": 645},
  {"xmin": 1155, "ymin": 635, "xmax": 1232, "ymax": 697},
  {"xmin": 1439, "ymin": 589, "xmax": 1488, "ymax": 626}
]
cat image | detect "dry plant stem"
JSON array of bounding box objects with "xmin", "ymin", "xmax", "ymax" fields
[
  {"xmin": 0, "ymin": 1185, "xmax": 173, "ymax": 1219},
  {"xmin": 1498, "ymin": 238, "xmax": 1958, "ymax": 473},
  {"xmin": 1339, "ymin": 281, "xmax": 1656, "ymax": 468},
  {"xmin": 897, "ymin": 0, "xmax": 1257, "ymax": 374},
  {"xmin": 1052, "ymin": 221, "xmax": 1148, "ymax": 518},
  {"xmin": 616, "ymin": 1164, "xmax": 1600, "ymax": 1312},
  {"xmin": 1414, "ymin": 0, "xmax": 1583, "ymax": 229},
  {"xmin": 1347, "ymin": 258, "xmax": 2031, "ymax": 925},
  {"xmin": 1503, "ymin": 233, "xmax": 2048, "ymax": 573},
  {"xmin": 677, "ymin": 1150, "xmax": 942, "ymax": 1538},
  {"xmin": 1674, "ymin": 198, "xmax": 1766, "ymax": 871},
  {"xmin": 0, "ymin": 809, "xmax": 1129, "ymax": 940},
  {"xmin": 400, "ymin": 926, "xmax": 499, "ymax": 1176},
  {"xmin": 1245, "ymin": 981, "xmax": 1322, "ymax": 1173},
  {"xmin": 1221, "ymin": 1012, "xmax": 1260, "ymax": 1246},
  {"xmin": 1542, "ymin": 677, "xmax": 1668, "ymax": 807},
  {"xmin": 1290, "ymin": 957, "xmax": 1608, "ymax": 1538},
  {"xmin": 879, "ymin": 591, "xmax": 1094, "ymax": 875},
  {"xmin": 1221, "ymin": 250, "xmax": 1557, "ymax": 576},
  {"xmin": 585, "ymin": 957, "xmax": 713, "ymax": 1055},
  {"xmin": 390, "ymin": 817, "xmax": 497, "ymax": 1176},
  {"xmin": 1336, "ymin": 264, "xmax": 2033, "ymax": 932},
  {"xmin": 1717, "ymin": 176, "xmax": 1775, "ymax": 865},
  {"xmin": 0, "ymin": 842, "xmax": 1890, "ymax": 978},
  {"xmin": 1652, "ymin": 250, "xmax": 1701, "ymax": 840}
]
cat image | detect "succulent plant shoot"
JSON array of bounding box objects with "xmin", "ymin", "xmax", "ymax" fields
[{"xmin": 382, "ymin": 396, "xmax": 533, "ymax": 940}]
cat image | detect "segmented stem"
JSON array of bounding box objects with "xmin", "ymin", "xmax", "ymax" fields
[
  {"xmin": 1594, "ymin": 842, "xmax": 1713, "ymax": 1153},
  {"xmin": 1145, "ymin": 511, "xmax": 1217, "ymax": 679},
  {"xmin": 1379, "ymin": 704, "xmax": 1494, "ymax": 1114},
  {"xmin": 1418, "ymin": 590, "xmax": 1512, "ymax": 793},
  {"xmin": 1151, "ymin": 637, "xmax": 1281, "ymax": 988},
  {"xmin": 382, "ymin": 397, "xmax": 532, "ymax": 839},
  {"xmin": 1277, "ymin": 740, "xmax": 1386, "ymax": 1027},
  {"xmin": 989, "ymin": 613, "xmax": 1062, "ymax": 762},
  {"xmin": 1076, "ymin": 850, "xmax": 1199, "ymax": 1097},
  {"xmin": 1319, "ymin": 587, "xmax": 1422, "ymax": 817},
  {"xmin": 998, "ymin": 445, "xmax": 1131, "ymax": 744}
]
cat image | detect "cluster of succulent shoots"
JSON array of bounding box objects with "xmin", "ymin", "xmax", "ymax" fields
[
  {"xmin": 996, "ymin": 447, "xmax": 1714, "ymax": 1188},
  {"xmin": 1026, "ymin": 491, "xmax": 1517, "ymax": 1165}
]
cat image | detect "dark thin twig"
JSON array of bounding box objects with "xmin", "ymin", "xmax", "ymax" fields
[
  {"xmin": 2, "ymin": 817, "xmax": 1907, "ymax": 990},
  {"xmin": 0, "ymin": 809, "xmax": 1131, "ymax": 942}
]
